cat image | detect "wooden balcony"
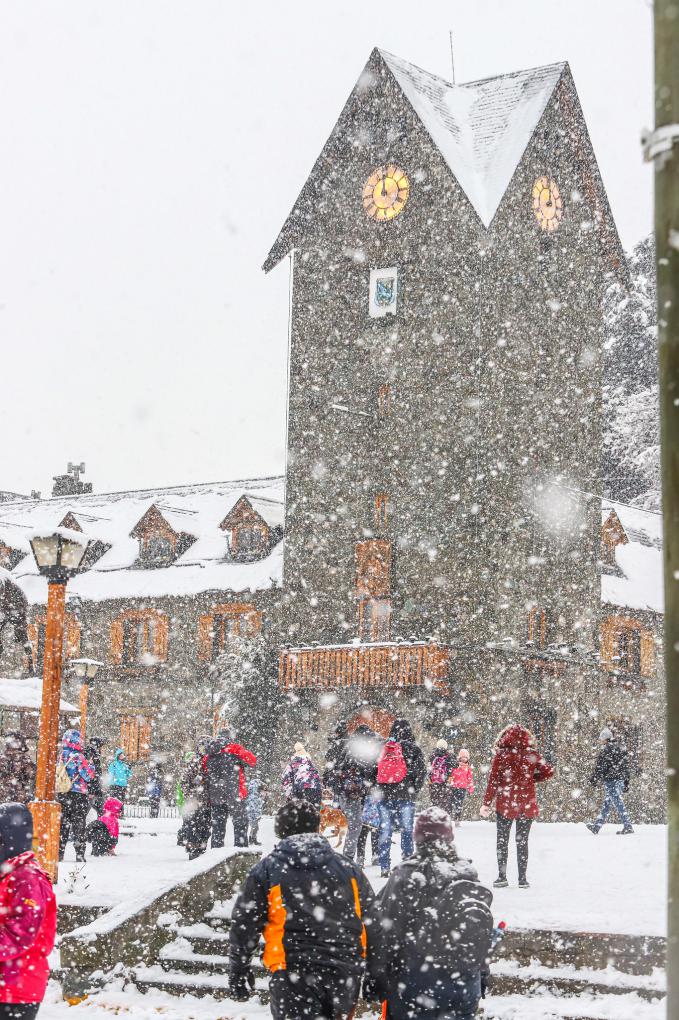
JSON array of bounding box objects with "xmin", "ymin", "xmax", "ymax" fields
[{"xmin": 278, "ymin": 641, "xmax": 450, "ymax": 690}]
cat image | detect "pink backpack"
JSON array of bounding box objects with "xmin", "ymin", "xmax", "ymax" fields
[
  {"xmin": 429, "ymin": 754, "xmax": 450, "ymax": 785},
  {"xmin": 377, "ymin": 740, "xmax": 407, "ymax": 785}
]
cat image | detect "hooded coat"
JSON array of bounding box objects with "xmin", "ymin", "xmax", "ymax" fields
[
  {"xmin": 369, "ymin": 840, "xmax": 493, "ymax": 1019},
  {"xmin": 589, "ymin": 740, "xmax": 631, "ymax": 789},
  {"xmin": 482, "ymin": 725, "xmax": 554, "ymax": 819},
  {"xmin": 0, "ymin": 734, "xmax": 35, "ymax": 805},
  {"xmin": 281, "ymin": 755, "xmax": 322, "ymax": 806},
  {"xmin": 107, "ymin": 749, "xmax": 132, "ymax": 788},
  {"xmin": 203, "ymin": 739, "xmax": 257, "ymax": 806},
  {"xmin": 99, "ymin": 798, "xmax": 123, "ymax": 841},
  {"xmin": 59, "ymin": 731, "xmax": 94, "ymax": 795},
  {"xmin": 0, "ymin": 806, "xmax": 56, "ymax": 1004},
  {"xmin": 229, "ymin": 832, "xmax": 375, "ymax": 981}
]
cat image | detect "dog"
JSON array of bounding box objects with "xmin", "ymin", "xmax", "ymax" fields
[{"xmin": 320, "ymin": 799, "xmax": 348, "ymax": 848}]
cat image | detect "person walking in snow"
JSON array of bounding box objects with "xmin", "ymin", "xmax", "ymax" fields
[
  {"xmin": 480, "ymin": 724, "xmax": 554, "ymax": 889},
  {"xmin": 204, "ymin": 728, "xmax": 256, "ymax": 849},
  {"xmin": 282, "ymin": 743, "xmax": 322, "ymax": 808},
  {"xmin": 83, "ymin": 736, "xmax": 105, "ymax": 814},
  {"xmin": 180, "ymin": 740, "xmax": 211, "ymax": 859},
  {"xmin": 0, "ymin": 803, "xmax": 57, "ymax": 1019},
  {"xmin": 246, "ymin": 775, "xmax": 265, "ymax": 846},
  {"xmin": 322, "ymin": 719, "xmax": 349, "ymax": 800},
  {"xmin": 0, "ymin": 732, "xmax": 35, "ymax": 805},
  {"xmin": 428, "ymin": 739, "xmax": 455, "ymax": 812},
  {"xmin": 87, "ymin": 797, "xmax": 123, "ymax": 856},
  {"xmin": 145, "ymin": 767, "xmax": 163, "ymax": 818},
  {"xmin": 334, "ymin": 724, "xmax": 382, "ymax": 862},
  {"xmin": 368, "ymin": 807, "xmax": 494, "ymax": 1020},
  {"xmin": 106, "ymin": 748, "xmax": 132, "ymax": 813},
  {"xmin": 586, "ymin": 727, "xmax": 634, "ymax": 835},
  {"xmin": 356, "ymin": 788, "xmax": 380, "ymax": 868},
  {"xmin": 376, "ymin": 718, "xmax": 426, "ymax": 877},
  {"xmin": 228, "ymin": 799, "xmax": 376, "ymax": 1018},
  {"xmin": 449, "ymin": 748, "xmax": 475, "ymax": 823},
  {"xmin": 56, "ymin": 729, "xmax": 94, "ymax": 863}
]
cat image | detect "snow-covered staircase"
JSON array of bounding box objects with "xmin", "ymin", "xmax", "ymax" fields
[{"xmin": 128, "ymin": 899, "xmax": 666, "ymax": 1018}]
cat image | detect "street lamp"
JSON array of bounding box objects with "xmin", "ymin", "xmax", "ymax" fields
[
  {"xmin": 69, "ymin": 658, "xmax": 103, "ymax": 743},
  {"xmin": 28, "ymin": 528, "xmax": 90, "ymax": 882}
]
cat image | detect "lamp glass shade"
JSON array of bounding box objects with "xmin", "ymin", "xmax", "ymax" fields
[
  {"xmin": 29, "ymin": 535, "xmax": 60, "ymax": 568},
  {"xmin": 59, "ymin": 536, "xmax": 88, "ymax": 570}
]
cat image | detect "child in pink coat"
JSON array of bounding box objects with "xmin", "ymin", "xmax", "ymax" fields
[
  {"xmin": 448, "ymin": 749, "xmax": 475, "ymax": 822},
  {"xmin": 87, "ymin": 797, "xmax": 123, "ymax": 856}
]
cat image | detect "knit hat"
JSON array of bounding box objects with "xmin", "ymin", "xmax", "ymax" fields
[
  {"xmin": 436, "ymin": 739, "xmax": 448, "ymax": 750},
  {"xmin": 413, "ymin": 807, "xmax": 454, "ymax": 846},
  {"xmin": 457, "ymin": 748, "xmax": 470, "ymax": 762},
  {"xmin": 599, "ymin": 727, "xmax": 613, "ymax": 742},
  {"xmin": 293, "ymin": 742, "xmax": 308, "ymax": 756},
  {"xmin": 275, "ymin": 799, "xmax": 320, "ymax": 839}
]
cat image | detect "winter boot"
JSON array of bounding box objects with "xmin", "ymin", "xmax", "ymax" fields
[
  {"xmin": 380, "ymin": 868, "xmax": 390, "ymax": 879},
  {"xmin": 617, "ymin": 825, "xmax": 634, "ymax": 835},
  {"xmin": 518, "ymin": 876, "xmax": 530, "ymax": 889},
  {"xmin": 493, "ymin": 876, "xmax": 508, "ymax": 888},
  {"xmin": 585, "ymin": 822, "xmax": 600, "ymax": 835}
]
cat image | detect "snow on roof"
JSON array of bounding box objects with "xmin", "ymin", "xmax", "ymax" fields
[
  {"xmin": 1, "ymin": 477, "xmax": 284, "ymax": 605},
  {"xmin": 0, "ymin": 522, "xmax": 32, "ymax": 555},
  {"xmin": 0, "ymin": 676, "xmax": 77, "ymax": 713},
  {"xmin": 380, "ymin": 50, "xmax": 566, "ymax": 227},
  {"xmin": 602, "ymin": 499, "xmax": 663, "ymax": 615}
]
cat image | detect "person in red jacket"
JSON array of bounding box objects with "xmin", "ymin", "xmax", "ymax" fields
[
  {"xmin": 0, "ymin": 803, "xmax": 57, "ymax": 1019},
  {"xmin": 480, "ymin": 724, "xmax": 554, "ymax": 889}
]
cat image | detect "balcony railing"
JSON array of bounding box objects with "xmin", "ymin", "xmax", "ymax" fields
[{"xmin": 279, "ymin": 641, "xmax": 450, "ymax": 690}]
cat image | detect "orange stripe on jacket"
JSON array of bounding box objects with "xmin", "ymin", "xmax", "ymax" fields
[
  {"xmin": 263, "ymin": 884, "xmax": 287, "ymax": 972},
  {"xmin": 350, "ymin": 877, "xmax": 367, "ymax": 958}
]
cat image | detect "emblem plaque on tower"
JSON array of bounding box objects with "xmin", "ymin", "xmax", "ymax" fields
[{"xmin": 369, "ymin": 267, "xmax": 399, "ymax": 318}]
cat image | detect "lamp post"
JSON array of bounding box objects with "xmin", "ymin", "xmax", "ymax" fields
[
  {"xmin": 28, "ymin": 529, "xmax": 89, "ymax": 882},
  {"xmin": 69, "ymin": 659, "xmax": 103, "ymax": 743}
]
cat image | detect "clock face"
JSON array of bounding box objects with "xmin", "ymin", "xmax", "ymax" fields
[
  {"xmin": 532, "ymin": 176, "xmax": 563, "ymax": 232},
  {"xmin": 363, "ymin": 165, "xmax": 410, "ymax": 221}
]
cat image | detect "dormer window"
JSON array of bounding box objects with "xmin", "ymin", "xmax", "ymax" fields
[
  {"xmin": 601, "ymin": 509, "xmax": 628, "ymax": 566},
  {"xmin": 220, "ymin": 496, "xmax": 276, "ymax": 562},
  {"xmin": 130, "ymin": 504, "xmax": 196, "ymax": 569}
]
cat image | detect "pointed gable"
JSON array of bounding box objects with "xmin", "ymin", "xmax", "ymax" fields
[
  {"xmin": 220, "ymin": 495, "xmax": 268, "ymax": 532},
  {"xmin": 265, "ymin": 47, "xmax": 627, "ymax": 282}
]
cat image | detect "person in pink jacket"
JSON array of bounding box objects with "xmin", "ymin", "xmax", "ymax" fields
[
  {"xmin": 448, "ymin": 749, "xmax": 475, "ymax": 823},
  {"xmin": 86, "ymin": 798, "xmax": 123, "ymax": 857}
]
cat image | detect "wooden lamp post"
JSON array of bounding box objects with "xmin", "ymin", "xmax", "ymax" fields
[
  {"xmin": 28, "ymin": 529, "xmax": 89, "ymax": 882},
  {"xmin": 69, "ymin": 659, "xmax": 103, "ymax": 743}
]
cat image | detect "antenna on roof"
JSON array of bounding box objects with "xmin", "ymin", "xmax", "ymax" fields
[{"xmin": 448, "ymin": 31, "xmax": 455, "ymax": 84}]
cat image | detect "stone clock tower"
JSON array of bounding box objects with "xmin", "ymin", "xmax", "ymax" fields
[{"xmin": 265, "ymin": 47, "xmax": 628, "ymax": 816}]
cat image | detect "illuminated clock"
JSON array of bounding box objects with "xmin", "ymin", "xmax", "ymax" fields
[
  {"xmin": 532, "ymin": 176, "xmax": 563, "ymax": 232},
  {"xmin": 363, "ymin": 165, "xmax": 410, "ymax": 221}
]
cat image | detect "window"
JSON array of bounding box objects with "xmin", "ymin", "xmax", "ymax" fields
[
  {"xmin": 527, "ymin": 607, "xmax": 550, "ymax": 649},
  {"xmin": 359, "ymin": 598, "xmax": 392, "ymax": 642},
  {"xmin": 143, "ymin": 535, "xmax": 174, "ymax": 566},
  {"xmin": 197, "ymin": 604, "xmax": 262, "ymax": 661},
  {"xmin": 355, "ymin": 540, "xmax": 391, "ymax": 598},
  {"xmin": 120, "ymin": 714, "xmax": 153, "ymax": 763},
  {"xmin": 27, "ymin": 614, "xmax": 81, "ymax": 675},
  {"xmin": 523, "ymin": 701, "xmax": 557, "ymax": 765},
  {"xmin": 601, "ymin": 616, "xmax": 655, "ymax": 678},
  {"xmin": 233, "ymin": 525, "xmax": 267, "ymax": 558},
  {"xmin": 378, "ymin": 383, "xmax": 392, "ymax": 419},
  {"xmin": 374, "ymin": 493, "xmax": 389, "ymax": 530},
  {"xmin": 601, "ymin": 511, "xmax": 628, "ymax": 566},
  {"xmin": 111, "ymin": 609, "xmax": 169, "ymax": 666}
]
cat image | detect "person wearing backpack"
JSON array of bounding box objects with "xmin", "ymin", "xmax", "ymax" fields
[
  {"xmin": 336, "ymin": 724, "xmax": 381, "ymax": 861},
  {"xmin": 282, "ymin": 743, "xmax": 322, "ymax": 807},
  {"xmin": 428, "ymin": 739, "xmax": 455, "ymax": 812},
  {"xmin": 56, "ymin": 730, "xmax": 94, "ymax": 863},
  {"xmin": 449, "ymin": 748, "xmax": 475, "ymax": 823},
  {"xmin": 375, "ymin": 718, "xmax": 426, "ymax": 877},
  {"xmin": 367, "ymin": 807, "xmax": 494, "ymax": 1020}
]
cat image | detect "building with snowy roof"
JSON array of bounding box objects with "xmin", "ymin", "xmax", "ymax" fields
[{"xmin": 0, "ymin": 477, "xmax": 284, "ymax": 764}]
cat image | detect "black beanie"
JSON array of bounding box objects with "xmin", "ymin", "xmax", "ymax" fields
[{"xmin": 275, "ymin": 799, "xmax": 321, "ymax": 839}]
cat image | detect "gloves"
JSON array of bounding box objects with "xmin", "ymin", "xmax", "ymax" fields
[{"xmin": 229, "ymin": 969, "xmax": 254, "ymax": 1002}]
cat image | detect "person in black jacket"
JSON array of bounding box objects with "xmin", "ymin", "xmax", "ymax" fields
[
  {"xmin": 375, "ymin": 718, "xmax": 426, "ymax": 876},
  {"xmin": 322, "ymin": 719, "xmax": 349, "ymax": 798},
  {"xmin": 586, "ymin": 727, "xmax": 634, "ymax": 835},
  {"xmin": 368, "ymin": 807, "xmax": 494, "ymax": 1020},
  {"xmin": 203, "ymin": 728, "xmax": 257, "ymax": 848},
  {"xmin": 84, "ymin": 737, "xmax": 105, "ymax": 814},
  {"xmin": 229, "ymin": 799, "xmax": 376, "ymax": 1019}
]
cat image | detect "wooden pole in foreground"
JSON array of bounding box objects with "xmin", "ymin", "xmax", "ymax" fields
[
  {"xmin": 654, "ymin": 1, "xmax": 679, "ymax": 1013},
  {"xmin": 29, "ymin": 579, "xmax": 66, "ymax": 883}
]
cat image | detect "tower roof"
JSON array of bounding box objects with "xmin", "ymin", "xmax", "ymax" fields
[{"xmin": 379, "ymin": 50, "xmax": 566, "ymax": 227}]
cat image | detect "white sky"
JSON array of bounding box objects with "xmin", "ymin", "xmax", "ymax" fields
[{"xmin": 0, "ymin": 0, "xmax": 654, "ymax": 497}]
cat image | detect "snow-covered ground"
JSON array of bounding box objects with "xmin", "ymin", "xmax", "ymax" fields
[{"xmin": 57, "ymin": 815, "xmax": 667, "ymax": 937}]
